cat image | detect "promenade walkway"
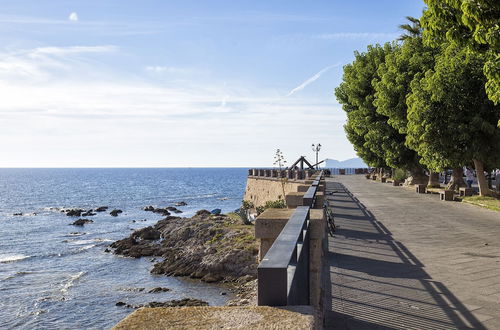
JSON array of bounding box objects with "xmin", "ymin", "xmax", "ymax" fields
[{"xmin": 324, "ymin": 176, "xmax": 500, "ymax": 329}]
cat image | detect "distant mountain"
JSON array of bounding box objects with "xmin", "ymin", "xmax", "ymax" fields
[{"xmin": 324, "ymin": 158, "xmax": 368, "ymax": 168}]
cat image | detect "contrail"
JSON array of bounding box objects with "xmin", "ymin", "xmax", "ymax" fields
[{"xmin": 287, "ymin": 63, "xmax": 342, "ymax": 97}]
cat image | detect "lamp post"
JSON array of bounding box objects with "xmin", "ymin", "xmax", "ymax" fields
[{"xmin": 311, "ymin": 143, "xmax": 321, "ymax": 169}]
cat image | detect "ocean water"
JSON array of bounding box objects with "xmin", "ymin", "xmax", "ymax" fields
[{"xmin": 0, "ymin": 168, "xmax": 248, "ymax": 329}]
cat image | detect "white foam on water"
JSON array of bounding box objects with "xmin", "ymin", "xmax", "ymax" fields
[
  {"xmin": 0, "ymin": 254, "xmax": 30, "ymax": 263},
  {"xmin": 78, "ymin": 245, "xmax": 96, "ymax": 251},
  {"xmin": 61, "ymin": 271, "xmax": 85, "ymax": 294}
]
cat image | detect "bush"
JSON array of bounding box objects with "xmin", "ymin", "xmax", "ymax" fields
[{"xmin": 393, "ymin": 168, "xmax": 408, "ymax": 181}]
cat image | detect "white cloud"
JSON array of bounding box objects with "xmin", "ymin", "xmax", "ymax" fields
[
  {"xmin": 0, "ymin": 45, "xmax": 353, "ymax": 167},
  {"xmin": 145, "ymin": 66, "xmax": 187, "ymax": 74},
  {"xmin": 287, "ymin": 63, "xmax": 341, "ymax": 96},
  {"xmin": 68, "ymin": 12, "xmax": 78, "ymax": 22}
]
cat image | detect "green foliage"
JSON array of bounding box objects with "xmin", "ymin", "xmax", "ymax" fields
[
  {"xmin": 255, "ymin": 199, "xmax": 287, "ymax": 216},
  {"xmin": 393, "ymin": 168, "xmax": 408, "ymax": 181},
  {"xmin": 422, "ymin": 0, "xmax": 500, "ymax": 105},
  {"xmin": 406, "ymin": 44, "xmax": 500, "ymax": 171},
  {"xmin": 336, "ymin": 43, "xmax": 423, "ymax": 171},
  {"xmin": 241, "ymin": 200, "xmax": 254, "ymax": 210},
  {"xmin": 264, "ymin": 200, "xmax": 287, "ymax": 209}
]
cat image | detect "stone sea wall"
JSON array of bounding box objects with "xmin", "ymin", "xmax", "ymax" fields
[{"xmin": 243, "ymin": 177, "xmax": 304, "ymax": 207}]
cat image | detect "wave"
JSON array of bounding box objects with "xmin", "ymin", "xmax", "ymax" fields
[
  {"xmin": 0, "ymin": 254, "xmax": 30, "ymax": 263},
  {"xmin": 78, "ymin": 245, "xmax": 96, "ymax": 251},
  {"xmin": 61, "ymin": 271, "xmax": 85, "ymax": 294},
  {"xmin": 66, "ymin": 238, "xmax": 112, "ymax": 245}
]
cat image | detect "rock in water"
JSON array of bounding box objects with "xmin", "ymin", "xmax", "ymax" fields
[
  {"xmin": 132, "ymin": 226, "xmax": 161, "ymax": 240},
  {"xmin": 66, "ymin": 209, "xmax": 84, "ymax": 217},
  {"xmin": 143, "ymin": 206, "xmax": 155, "ymax": 211},
  {"xmin": 148, "ymin": 287, "xmax": 170, "ymax": 293},
  {"xmin": 95, "ymin": 206, "xmax": 108, "ymax": 212},
  {"xmin": 81, "ymin": 210, "xmax": 96, "ymax": 217},
  {"xmin": 111, "ymin": 209, "xmax": 258, "ymax": 283},
  {"xmin": 110, "ymin": 209, "xmax": 123, "ymax": 217},
  {"xmin": 175, "ymin": 201, "xmax": 187, "ymax": 206},
  {"xmin": 71, "ymin": 219, "xmax": 94, "ymax": 226},
  {"xmin": 211, "ymin": 209, "xmax": 222, "ymax": 215}
]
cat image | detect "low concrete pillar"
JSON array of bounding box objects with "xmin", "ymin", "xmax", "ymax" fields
[
  {"xmin": 381, "ymin": 177, "xmax": 387, "ymax": 183},
  {"xmin": 285, "ymin": 192, "xmax": 305, "ymax": 208},
  {"xmin": 255, "ymin": 209, "xmax": 295, "ymax": 261},
  {"xmin": 416, "ymin": 184, "xmax": 426, "ymax": 194},
  {"xmin": 440, "ymin": 190, "xmax": 454, "ymax": 201},
  {"xmin": 297, "ymin": 185, "xmax": 310, "ymax": 192},
  {"xmin": 459, "ymin": 187, "xmax": 474, "ymax": 197}
]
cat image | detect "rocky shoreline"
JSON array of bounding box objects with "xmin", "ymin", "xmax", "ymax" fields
[{"xmin": 109, "ymin": 209, "xmax": 259, "ymax": 306}]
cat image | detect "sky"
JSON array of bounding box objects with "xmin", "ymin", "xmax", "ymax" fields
[{"xmin": 0, "ymin": 0, "xmax": 425, "ymax": 167}]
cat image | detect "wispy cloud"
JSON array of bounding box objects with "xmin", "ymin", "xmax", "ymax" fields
[
  {"xmin": 145, "ymin": 66, "xmax": 191, "ymax": 74},
  {"xmin": 314, "ymin": 32, "xmax": 399, "ymax": 40},
  {"xmin": 0, "ymin": 45, "xmax": 348, "ymax": 166},
  {"xmin": 287, "ymin": 63, "xmax": 341, "ymax": 96},
  {"xmin": 68, "ymin": 12, "xmax": 78, "ymax": 22}
]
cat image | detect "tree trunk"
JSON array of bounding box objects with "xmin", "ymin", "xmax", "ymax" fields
[
  {"xmin": 427, "ymin": 172, "xmax": 441, "ymax": 188},
  {"xmin": 473, "ymin": 159, "xmax": 492, "ymax": 196},
  {"xmin": 446, "ymin": 167, "xmax": 466, "ymax": 191},
  {"xmin": 405, "ymin": 167, "xmax": 428, "ymax": 185}
]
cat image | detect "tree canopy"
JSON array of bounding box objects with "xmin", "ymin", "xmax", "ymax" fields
[
  {"xmin": 406, "ymin": 44, "xmax": 500, "ymax": 194},
  {"xmin": 421, "ymin": 0, "xmax": 500, "ymax": 111}
]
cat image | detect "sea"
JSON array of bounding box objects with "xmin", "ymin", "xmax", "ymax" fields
[{"xmin": 0, "ymin": 168, "xmax": 248, "ymax": 329}]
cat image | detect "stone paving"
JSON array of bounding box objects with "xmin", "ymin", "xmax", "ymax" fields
[{"xmin": 324, "ymin": 175, "xmax": 500, "ymax": 330}]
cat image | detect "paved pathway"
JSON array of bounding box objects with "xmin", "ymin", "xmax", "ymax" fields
[{"xmin": 324, "ymin": 176, "xmax": 500, "ymax": 329}]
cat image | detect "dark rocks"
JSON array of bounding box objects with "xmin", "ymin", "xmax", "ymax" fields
[
  {"xmin": 95, "ymin": 206, "xmax": 108, "ymax": 212},
  {"xmin": 66, "ymin": 209, "xmax": 84, "ymax": 217},
  {"xmin": 110, "ymin": 209, "xmax": 123, "ymax": 217},
  {"xmin": 175, "ymin": 201, "xmax": 187, "ymax": 206},
  {"xmin": 148, "ymin": 287, "xmax": 170, "ymax": 293},
  {"xmin": 116, "ymin": 298, "xmax": 208, "ymax": 309},
  {"xmin": 104, "ymin": 248, "xmax": 110, "ymax": 253},
  {"xmin": 71, "ymin": 219, "xmax": 94, "ymax": 226},
  {"xmin": 132, "ymin": 226, "xmax": 161, "ymax": 241},
  {"xmin": 173, "ymin": 209, "xmax": 183, "ymax": 214},
  {"xmin": 152, "ymin": 208, "xmax": 170, "ymax": 216},
  {"xmin": 143, "ymin": 206, "xmax": 155, "ymax": 211},
  {"xmin": 81, "ymin": 210, "xmax": 96, "ymax": 217},
  {"xmin": 13, "ymin": 213, "xmax": 22, "ymax": 216},
  {"xmin": 195, "ymin": 210, "xmax": 211, "ymax": 217},
  {"xmin": 111, "ymin": 210, "xmax": 258, "ymax": 283},
  {"xmin": 142, "ymin": 298, "xmax": 208, "ymax": 308}
]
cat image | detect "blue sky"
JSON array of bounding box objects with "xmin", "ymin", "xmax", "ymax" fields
[{"xmin": 0, "ymin": 0, "xmax": 425, "ymax": 167}]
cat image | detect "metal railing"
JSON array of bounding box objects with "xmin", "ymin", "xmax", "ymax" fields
[
  {"xmin": 248, "ymin": 168, "xmax": 317, "ymax": 180},
  {"xmin": 257, "ymin": 171, "xmax": 323, "ymax": 306}
]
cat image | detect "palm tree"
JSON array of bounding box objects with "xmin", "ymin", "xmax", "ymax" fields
[{"xmin": 398, "ymin": 16, "xmax": 422, "ymax": 41}]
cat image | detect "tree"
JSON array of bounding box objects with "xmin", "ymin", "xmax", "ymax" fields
[
  {"xmin": 374, "ymin": 17, "xmax": 439, "ymax": 184},
  {"xmin": 421, "ymin": 0, "xmax": 500, "ymax": 125},
  {"xmin": 406, "ymin": 44, "xmax": 500, "ymax": 196},
  {"xmin": 335, "ymin": 43, "xmax": 429, "ymax": 184}
]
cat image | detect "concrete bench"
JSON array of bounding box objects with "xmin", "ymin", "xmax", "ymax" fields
[
  {"xmin": 459, "ymin": 187, "xmax": 475, "ymax": 197},
  {"xmin": 381, "ymin": 177, "xmax": 387, "ymax": 183},
  {"xmin": 439, "ymin": 190, "xmax": 454, "ymax": 201},
  {"xmin": 416, "ymin": 184, "xmax": 426, "ymax": 194}
]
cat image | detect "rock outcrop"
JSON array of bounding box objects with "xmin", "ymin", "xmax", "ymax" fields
[
  {"xmin": 71, "ymin": 219, "xmax": 94, "ymax": 226},
  {"xmin": 110, "ymin": 211, "xmax": 258, "ymax": 283},
  {"xmin": 110, "ymin": 209, "xmax": 123, "ymax": 217}
]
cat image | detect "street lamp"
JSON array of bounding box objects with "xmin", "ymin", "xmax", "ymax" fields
[{"xmin": 311, "ymin": 143, "xmax": 322, "ymax": 169}]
